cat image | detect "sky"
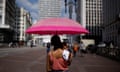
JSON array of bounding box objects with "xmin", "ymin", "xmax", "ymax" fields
[
  {"xmin": 16, "ymin": 0, "xmax": 76, "ymax": 23},
  {"xmin": 16, "ymin": 0, "xmax": 39, "ymax": 23}
]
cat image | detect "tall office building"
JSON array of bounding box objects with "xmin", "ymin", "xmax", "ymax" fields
[
  {"xmin": 76, "ymin": 0, "xmax": 103, "ymax": 44},
  {"xmin": 102, "ymin": 0, "xmax": 120, "ymax": 47},
  {"xmin": 39, "ymin": 0, "xmax": 62, "ymax": 19},
  {"xmin": 0, "ymin": 0, "xmax": 16, "ymax": 43},
  {"xmin": 38, "ymin": 0, "xmax": 66, "ymax": 44}
]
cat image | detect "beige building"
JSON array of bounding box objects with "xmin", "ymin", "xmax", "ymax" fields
[{"xmin": 15, "ymin": 7, "xmax": 32, "ymax": 45}]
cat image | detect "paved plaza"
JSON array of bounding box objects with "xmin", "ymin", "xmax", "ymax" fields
[{"xmin": 0, "ymin": 47, "xmax": 120, "ymax": 72}]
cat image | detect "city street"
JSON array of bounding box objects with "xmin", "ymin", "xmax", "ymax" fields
[
  {"xmin": 0, "ymin": 0, "xmax": 120, "ymax": 72},
  {"xmin": 0, "ymin": 47, "xmax": 46, "ymax": 72},
  {"xmin": 0, "ymin": 47, "xmax": 120, "ymax": 72}
]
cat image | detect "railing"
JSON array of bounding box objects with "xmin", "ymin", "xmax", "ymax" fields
[{"xmin": 96, "ymin": 47, "xmax": 120, "ymax": 61}]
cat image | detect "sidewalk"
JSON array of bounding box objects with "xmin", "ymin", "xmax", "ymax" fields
[
  {"xmin": 69, "ymin": 53, "xmax": 120, "ymax": 72},
  {"xmin": 0, "ymin": 47, "xmax": 46, "ymax": 72},
  {"xmin": 0, "ymin": 46, "xmax": 45, "ymax": 58},
  {"xmin": 0, "ymin": 47, "xmax": 120, "ymax": 72}
]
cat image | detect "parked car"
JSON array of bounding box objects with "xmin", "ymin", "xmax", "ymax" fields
[{"xmin": 97, "ymin": 42, "xmax": 106, "ymax": 48}]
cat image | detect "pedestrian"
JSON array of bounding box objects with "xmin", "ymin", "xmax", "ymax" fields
[
  {"xmin": 30, "ymin": 39, "xmax": 33, "ymax": 48},
  {"xmin": 47, "ymin": 35, "xmax": 72, "ymax": 72},
  {"xmin": 72, "ymin": 42, "xmax": 79, "ymax": 57},
  {"xmin": 8, "ymin": 42, "xmax": 13, "ymax": 48},
  {"xmin": 79, "ymin": 41, "xmax": 86, "ymax": 57},
  {"xmin": 62, "ymin": 42, "xmax": 73, "ymax": 65},
  {"xmin": 46, "ymin": 42, "xmax": 51, "ymax": 53}
]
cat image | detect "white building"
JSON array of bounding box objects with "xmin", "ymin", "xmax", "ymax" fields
[
  {"xmin": 39, "ymin": 0, "xmax": 62, "ymax": 19},
  {"xmin": 37, "ymin": 0, "xmax": 67, "ymax": 45},
  {"xmin": 15, "ymin": 7, "xmax": 32, "ymax": 45}
]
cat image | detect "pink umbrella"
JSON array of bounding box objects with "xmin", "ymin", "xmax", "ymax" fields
[{"xmin": 26, "ymin": 18, "xmax": 89, "ymax": 35}]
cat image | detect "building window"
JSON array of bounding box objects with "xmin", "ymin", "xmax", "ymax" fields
[
  {"xmin": 0, "ymin": 33, "xmax": 4, "ymax": 42},
  {"xmin": 0, "ymin": 15, "xmax": 2, "ymax": 24},
  {"xmin": 0, "ymin": 0, "xmax": 3, "ymax": 3},
  {"xmin": 118, "ymin": 27, "xmax": 120, "ymax": 34}
]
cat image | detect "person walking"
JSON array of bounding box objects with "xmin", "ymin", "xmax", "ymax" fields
[
  {"xmin": 79, "ymin": 41, "xmax": 86, "ymax": 57},
  {"xmin": 72, "ymin": 42, "xmax": 79, "ymax": 57},
  {"xmin": 62, "ymin": 42, "xmax": 73, "ymax": 65},
  {"xmin": 30, "ymin": 39, "xmax": 33, "ymax": 48},
  {"xmin": 47, "ymin": 35, "xmax": 72, "ymax": 72},
  {"xmin": 46, "ymin": 42, "xmax": 51, "ymax": 53}
]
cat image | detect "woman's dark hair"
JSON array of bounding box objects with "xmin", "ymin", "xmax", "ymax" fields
[
  {"xmin": 51, "ymin": 35, "xmax": 62, "ymax": 50},
  {"xmin": 62, "ymin": 42, "xmax": 67, "ymax": 46}
]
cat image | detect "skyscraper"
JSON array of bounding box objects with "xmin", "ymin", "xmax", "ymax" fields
[
  {"xmin": 102, "ymin": 0, "xmax": 120, "ymax": 47},
  {"xmin": 39, "ymin": 0, "xmax": 62, "ymax": 19},
  {"xmin": 76, "ymin": 0, "xmax": 103, "ymax": 44},
  {"xmin": 38, "ymin": 0, "xmax": 66, "ymax": 44},
  {"xmin": 0, "ymin": 0, "xmax": 16, "ymax": 43}
]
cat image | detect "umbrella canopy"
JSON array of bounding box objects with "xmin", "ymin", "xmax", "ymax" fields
[{"xmin": 26, "ymin": 18, "xmax": 89, "ymax": 35}]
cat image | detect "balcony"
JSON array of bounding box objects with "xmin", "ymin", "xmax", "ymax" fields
[{"xmin": 0, "ymin": 24, "xmax": 10, "ymax": 29}]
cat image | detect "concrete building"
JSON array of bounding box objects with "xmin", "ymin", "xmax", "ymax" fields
[
  {"xmin": 15, "ymin": 7, "xmax": 32, "ymax": 45},
  {"xmin": 76, "ymin": 0, "xmax": 103, "ymax": 44},
  {"xmin": 39, "ymin": 0, "xmax": 62, "ymax": 19},
  {"xmin": 64, "ymin": 0, "xmax": 79, "ymax": 43},
  {"xmin": 102, "ymin": 0, "xmax": 120, "ymax": 47},
  {"xmin": 38, "ymin": 0, "xmax": 67, "ymax": 45},
  {"xmin": 0, "ymin": 0, "xmax": 16, "ymax": 43}
]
